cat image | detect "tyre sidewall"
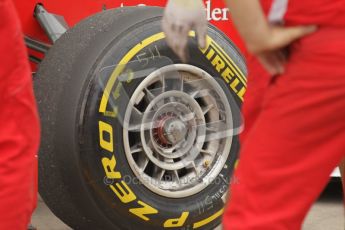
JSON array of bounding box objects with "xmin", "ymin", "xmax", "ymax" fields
[{"xmin": 79, "ymin": 19, "xmax": 245, "ymax": 229}]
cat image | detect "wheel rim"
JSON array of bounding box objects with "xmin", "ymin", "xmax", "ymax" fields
[{"xmin": 123, "ymin": 64, "xmax": 233, "ymax": 198}]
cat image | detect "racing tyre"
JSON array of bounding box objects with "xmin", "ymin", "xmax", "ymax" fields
[{"xmin": 35, "ymin": 6, "xmax": 247, "ymax": 230}]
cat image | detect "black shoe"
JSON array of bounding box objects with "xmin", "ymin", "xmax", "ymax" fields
[{"xmin": 28, "ymin": 224, "xmax": 37, "ymax": 230}]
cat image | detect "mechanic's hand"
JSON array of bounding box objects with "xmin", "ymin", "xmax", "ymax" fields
[
  {"xmin": 256, "ymin": 50, "xmax": 287, "ymax": 75},
  {"xmin": 162, "ymin": 0, "xmax": 207, "ymax": 62},
  {"xmin": 253, "ymin": 25, "xmax": 317, "ymax": 75}
]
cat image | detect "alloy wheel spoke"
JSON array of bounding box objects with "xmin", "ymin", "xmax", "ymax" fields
[
  {"xmin": 144, "ymin": 87, "xmax": 155, "ymax": 101},
  {"xmin": 130, "ymin": 144, "xmax": 143, "ymax": 154},
  {"xmin": 139, "ymin": 158, "xmax": 149, "ymax": 172},
  {"xmin": 202, "ymin": 104, "xmax": 214, "ymax": 115}
]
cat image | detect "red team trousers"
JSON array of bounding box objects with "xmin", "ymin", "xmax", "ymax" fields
[
  {"xmin": 223, "ymin": 0, "xmax": 345, "ymax": 229},
  {"xmin": 0, "ymin": 0, "xmax": 39, "ymax": 229}
]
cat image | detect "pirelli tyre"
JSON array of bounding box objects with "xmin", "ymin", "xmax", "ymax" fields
[{"xmin": 35, "ymin": 6, "xmax": 247, "ymax": 230}]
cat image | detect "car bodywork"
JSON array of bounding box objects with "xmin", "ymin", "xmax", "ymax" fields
[{"xmin": 12, "ymin": 0, "xmax": 246, "ymax": 71}]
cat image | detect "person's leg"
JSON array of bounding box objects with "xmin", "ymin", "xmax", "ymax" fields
[
  {"xmin": 0, "ymin": 0, "xmax": 40, "ymax": 229},
  {"xmin": 240, "ymin": 56, "xmax": 271, "ymax": 143},
  {"xmin": 223, "ymin": 52, "xmax": 345, "ymax": 229}
]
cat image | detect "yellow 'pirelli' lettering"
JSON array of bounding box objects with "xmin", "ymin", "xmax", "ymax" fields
[
  {"xmin": 211, "ymin": 55, "xmax": 226, "ymax": 72},
  {"xmin": 210, "ymin": 42, "xmax": 246, "ymax": 85},
  {"xmin": 164, "ymin": 212, "xmax": 189, "ymax": 228},
  {"xmin": 221, "ymin": 67, "xmax": 235, "ymax": 84},
  {"xmin": 199, "ymin": 33, "xmax": 211, "ymax": 54},
  {"xmin": 238, "ymin": 87, "xmax": 245, "ymax": 101},
  {"xmin": 206, "ymin": 48, "xmax": 215, "ymax": 60},
  {"xmin": 129, "ymin": 201, "xmax": 158, "ymax": 221},
  {"xmin": 204, "ymin": 44, "xmax": 246, "ymax": 101},
  {"xmin": 230, "ymin": 78, "xmax": 240, "ymax": 93},
  {"xmin": 99, "ymin": 31, "xmax": 246, "ymax": 113}
]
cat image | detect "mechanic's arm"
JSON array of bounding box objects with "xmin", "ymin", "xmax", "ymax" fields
[
  {"xmin": 162, "ymin": 0, "xmax": 316, "ymax": 74},
  {"xmin": 225, "ymin": 0, "xmax": 316, "ymax": 74},
  {"xmin": 225, "ymin": 0, "xmax": 316, "ymax": 54}
]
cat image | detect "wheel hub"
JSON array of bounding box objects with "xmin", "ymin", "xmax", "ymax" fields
[
  {"xmin": 154, "ymin": 113, "xmax": 188, "ymax": 147},
  {"xmin": 163, "ymin": 118, "xmax": 187, "ymax": 145},
  {"xmin": 123, "ymin": 64, "xmax": 233, "ymax": 198}
]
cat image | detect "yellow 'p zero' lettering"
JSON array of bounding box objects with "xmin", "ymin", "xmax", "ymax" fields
[
  {"xmin": 99, "ymin": 121, "xmax": 114, "ymax": 152},
  {"xmin": 164, "ymin": 212, "xmax": 189, "ymax": 228},
  {"xmin": 110, "ymin": 181, "xmax": 137, "ymax": 204},
  {"xmin": 129, "ymin": 201, "xmax": 158, "ymax": 221},
  {"xmin": 211, "ymin": 55, "xmax": 226, "ymax": 72},
  {"xmin": 102, "ymin": 156, "xmax": 121, "ymax": 179}
]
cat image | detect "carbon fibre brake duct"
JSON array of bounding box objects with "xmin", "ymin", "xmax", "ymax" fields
[{"xmin": 34, "ymin": 4, "xmax": 69, "ymax": 43}]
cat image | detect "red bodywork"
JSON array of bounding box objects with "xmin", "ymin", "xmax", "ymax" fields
[{"xmin": 12, "ymin": 0, "xmax": 245, "ymax": 70}]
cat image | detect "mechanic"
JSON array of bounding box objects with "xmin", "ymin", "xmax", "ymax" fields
[
  {"xmin": 163, "ymin": 0, "xmax": 345, "ymax": 229},
  {"xmin": 0, "ymin": 0, "xmax": 40, "ymax": 229}
]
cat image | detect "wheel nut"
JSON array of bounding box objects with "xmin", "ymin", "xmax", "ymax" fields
[{"xmin": 203, "ymin": 160, "xmax": 210, "ymax": 168}]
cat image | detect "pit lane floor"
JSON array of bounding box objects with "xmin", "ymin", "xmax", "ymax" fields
[{"xmin": 32, "ymin": 181, "xmax": 344, "ymax": 230}]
